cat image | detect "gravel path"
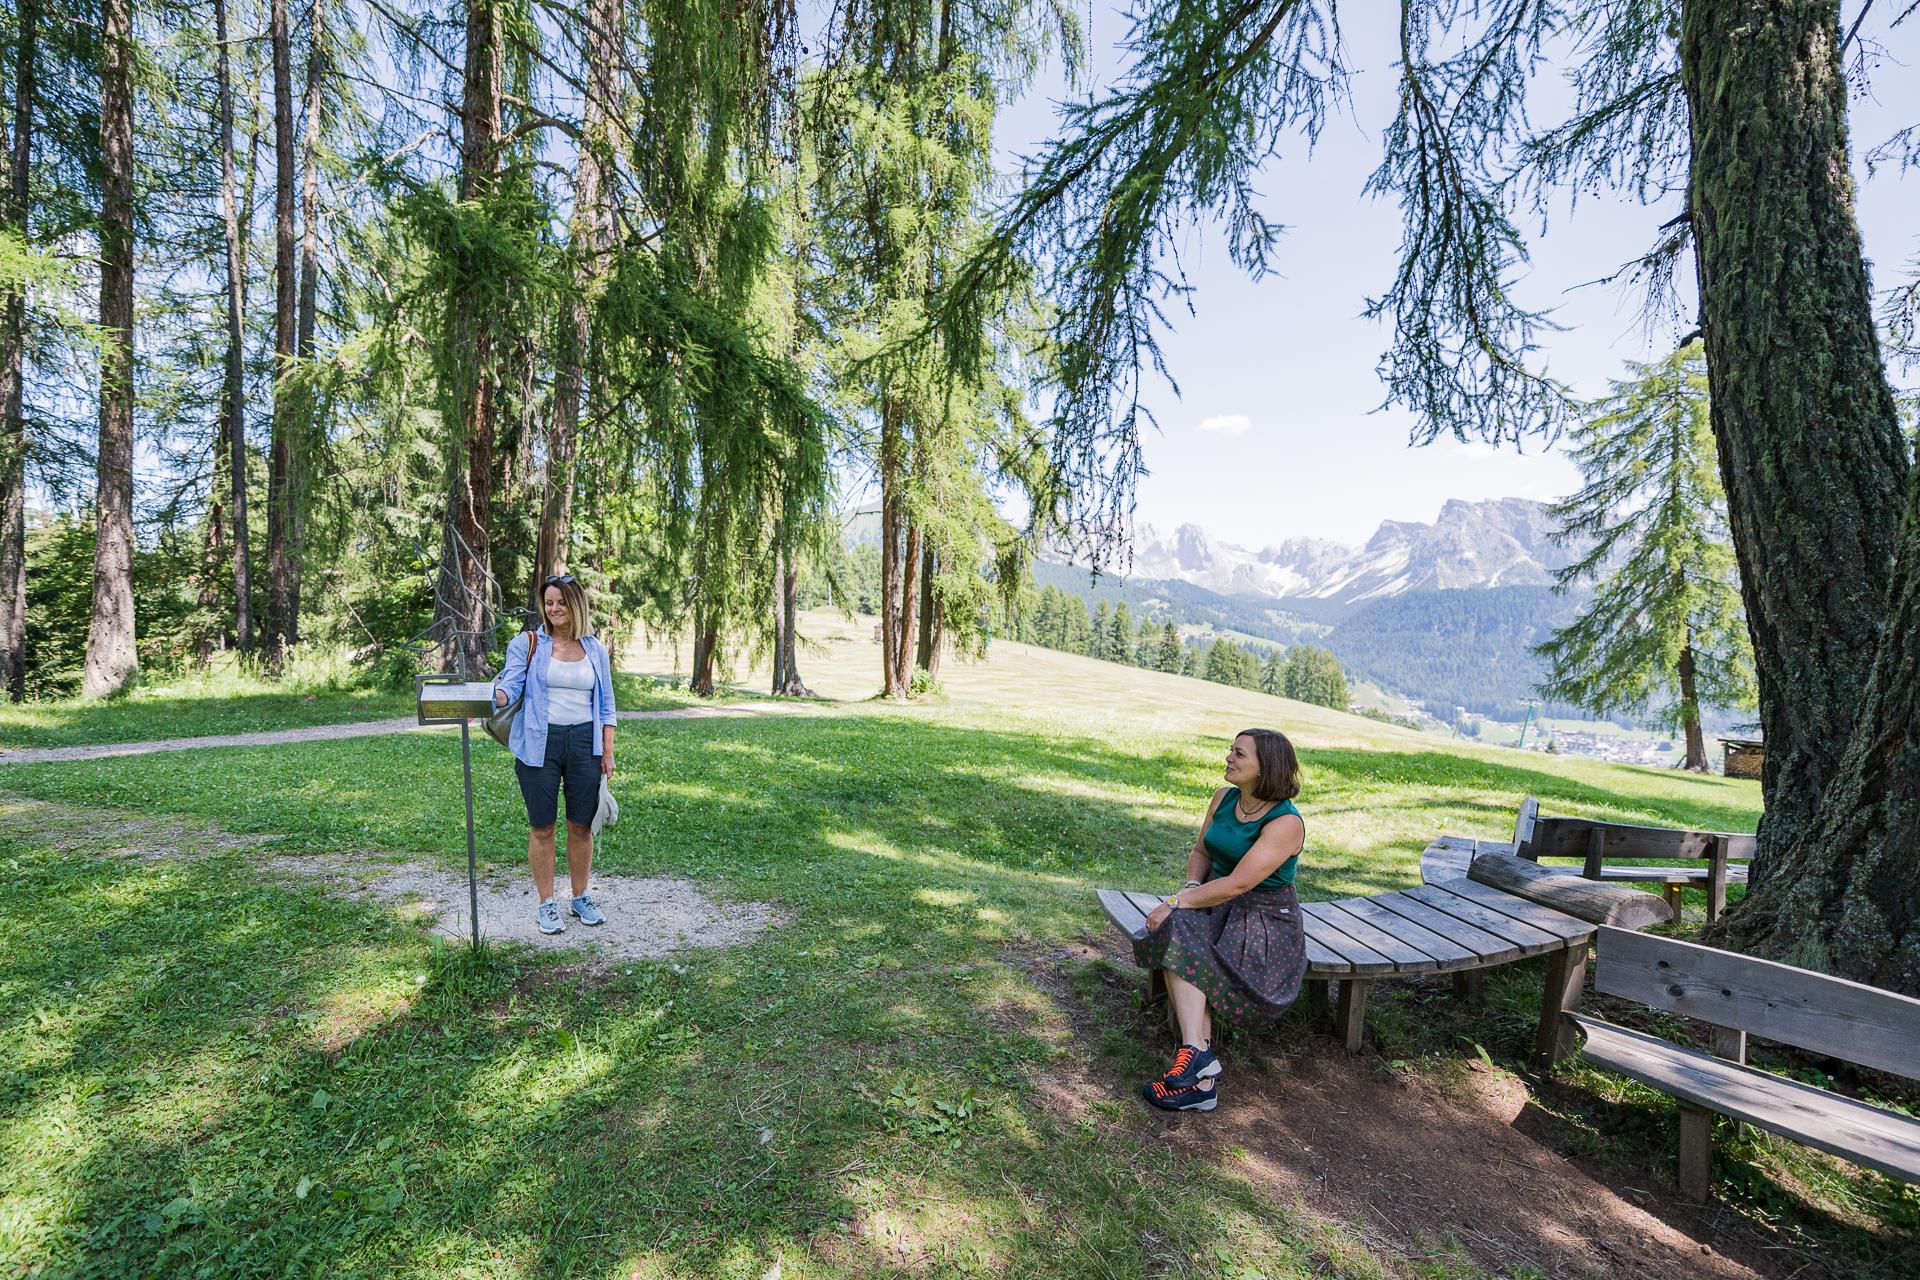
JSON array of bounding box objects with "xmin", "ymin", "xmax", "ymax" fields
[
  {"xmin": 0, "ymin": 699, "xmax": 823, "ymax": 766},
  {"xmin": 1, "ymin": 794, "xmax": 785, "ymax": 964}
]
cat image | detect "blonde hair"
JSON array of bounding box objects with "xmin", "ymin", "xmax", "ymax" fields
[{"xmin": 541, "ymin": 576, "xmax": 594, "ymax": 641}]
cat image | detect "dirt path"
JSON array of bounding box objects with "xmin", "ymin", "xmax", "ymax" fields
[
  {"xmin": 0, "ymin": 698, "xmax": 824, "ymax": 767},
  {"xmin": 0, "ymin": 795, "xmax": 785, "ymax": 963}
]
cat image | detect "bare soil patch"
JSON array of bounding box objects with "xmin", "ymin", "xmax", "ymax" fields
[
  {"xmin": 2, "ymin": 793, "xmax": 783, "ymax": 966},
  {"xmin": 1018, "ymin": 938, "xmax": 1828, "ymax": 1280}
]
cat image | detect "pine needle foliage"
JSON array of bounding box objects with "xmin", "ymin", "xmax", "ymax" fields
[{"xmin": 1533, "ymin": 342, "xmax": 1753, "ymax": 765}]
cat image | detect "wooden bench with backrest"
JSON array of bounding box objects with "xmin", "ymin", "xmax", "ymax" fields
[
  {"xmin": 1570, "ymin": 926, "xmax": 1920, "ymax": 1199},
  {"xmin": 1512, "ymin": 797, "xmax": 1754, "ymax": 921},
  {"xmin": 1098, "ymin": 849, "xmax": 1669, "ymax": 1060}
]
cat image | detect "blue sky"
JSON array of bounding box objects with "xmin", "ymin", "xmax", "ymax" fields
[{"xmin": 988, "ymin": 6, "xmax": 1920, "ymax": 550}]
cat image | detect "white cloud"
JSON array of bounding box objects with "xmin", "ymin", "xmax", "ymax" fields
[{"xmin": 1196, "ymin": 414, "xmax": 1252, "ymax": 435}]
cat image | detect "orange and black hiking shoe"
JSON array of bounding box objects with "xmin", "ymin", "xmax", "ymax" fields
[
  {"xmin": 1141, "ymin": 1077, "xmax": 1218, "ymax": 1112},
  {"xmin": 1158, "ymin": 1043, "xmax": 1220, "ymax": 1089}
]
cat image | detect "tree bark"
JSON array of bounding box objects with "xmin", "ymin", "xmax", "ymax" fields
[
  {"xmin": 290, "ymin": 0, "xmax": 326, "ymax": 642},
  {"xmin": 878, "ymin": 395, "xmax": 907, "ymax": 696},
  {"xmin": 770, "ymin": 539, "xmax": 787, "ymax": 695},
  {"xmin": 215, "ymin": 0, "xmax": 254, "ymax": 654},
  {"xmin": 914, "ymin": 543, "xmax": 942, "ymax": 678},
  {"xmin": 1680, "ymin": 0, "xmax": 1910, "ymax": 879},
  {"xmin": 896, "ymin": 516, "xmax": 921, "ymax": 693},
  {"xmin": 781, "ymin": 550, "xmax": 802, "ymax": 694},
  {"xmin": 537, "ymin": 0, "xmax": 619, "ymax": 606},
  {"xmin": 0, "ymin": 0, "xmax": 36, "ymax": 700},
  {"xmin": 435, "ymin": 0, "xmax": 504, "ymax": 677},
  {"xmin": 690, "ymin": 620, "xmax": 719, "ymax": 697},
  {"xmin": 262, "ymin": 0, "xmax": 297, "ymax": 667},
  {"xmin": 85, "ymin": 0, "xmax": 138, "ymax": 699},
  {"xmin": 1677, "ymin": 641, "xmax": 1707, "ymax": 772}
]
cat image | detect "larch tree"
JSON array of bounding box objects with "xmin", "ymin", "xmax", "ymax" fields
[
  {"xmin": 0, "ymin": 0, "xmax": 36, "ymax": 698},
  {"xmin": 942, "ymin": 0, "xmax": 1920, "ymax": 990},
  {"xmin": 212, "ymin": 0, "xmax": 254, "ymax": 653},
  {"xmin": 262, "ymin": 0, "xmax": 298, "ymax": 665},
  {"xmin": 1534, "ymin": 342, "xmax": 1754, "ymax": 772},
  {"xmin": 84, "ymin": 0, "xmax": 137, "ymax": 698}
]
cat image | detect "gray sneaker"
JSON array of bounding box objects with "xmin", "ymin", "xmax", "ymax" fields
[
  {"xmin": 535, "ymin": 897, "xmax": 566, "ymax": 935},
  {"xmin": 570, "ymin": 892, "xmax": 605, "ymax": 927}
]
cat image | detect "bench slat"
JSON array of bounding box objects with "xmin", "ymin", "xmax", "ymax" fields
[
  {"xmin": 1441, "ymin": 876, "xmax": 1595, "ymax": 942},
  {"xmin": 1551, "ymin": 865, "xmax": 1751, "ymax": 884},
  {"xmin": 1303, "ymin": 932, "xmax": 1348, "ymax": 974},
  {"xmin": 1572, "ymin": 1015, "xmax": 1920, "ymax": 1183},
  {"xmin": 1592, "ymin": 927, "xmax": 1920, "ymax": 1080},
  {"xmin": 1420, "ymin": 836, "xmax": 1475, "ymax": 885},
  {"xmin": 1402, "ymin": 884, "xmax": 1565, "ymax": 954},
  {"xmin": 1336, "ymin": 896, "xmax": 1476, "ymax": 967},
  {"xmin": 1097, "ymin": 889, "xmax": 1150, "ymax": 943},
  {"xmin": 1304, "ymin": 902, "xmax": 1440, "ymax": 973},
  {"xmin": 1367, "ymin": 891, "xmax": 1525, "ymax": 966},
  {"xmin": 1302, "ymin": 910, "xmax": 1397, "ymax": 975}
]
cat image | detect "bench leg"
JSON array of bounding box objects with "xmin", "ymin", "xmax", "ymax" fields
[
  {"xmin": 1536, "ymin": 944, "xmax": 1588, "ymax": 1063},
  {"xmin": 1663, "ymin": 883, "xmax": 1684, "ymax": 919},
  {"xmin": 1306, "ymin": 978, "xmax": 1330, "ymax": 1027},
  {"xmin": 1452, "ymin": 970, "xmax": 1483, "ymax": 1002},
  {"xmin": 1706, "ymin": 873, "xmax": 1728, "ymax": 923},
  {"xmin": 1334, "ymin": 979, "xmax": 1370, "ymax": 1053},
  {"xmin": 1677, "ymin": 1104, "xmax": 1714, "ymax": 1200},
  {"xmin": 1145, "ymin": 968, "xmax": 1179, "ymax": 1036}
]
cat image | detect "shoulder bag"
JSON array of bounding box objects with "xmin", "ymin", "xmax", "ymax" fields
[{"xmin": 483, "ymin": 631, "xmax": 539, "ymax": 748}]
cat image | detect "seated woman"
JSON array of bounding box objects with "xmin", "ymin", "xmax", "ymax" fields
[{"xmin": 1133, "ymin": 728, "xmax": 1307, "ymax": 1112}]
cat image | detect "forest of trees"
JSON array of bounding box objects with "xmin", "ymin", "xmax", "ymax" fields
[{"xmin": 0, "ymin": 0, "xmax": 1079, "ymax": 700}]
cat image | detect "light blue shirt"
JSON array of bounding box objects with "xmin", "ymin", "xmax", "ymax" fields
[{"xmin": 492, "ymin": 629, "xmax": 617, "ymax": 768}]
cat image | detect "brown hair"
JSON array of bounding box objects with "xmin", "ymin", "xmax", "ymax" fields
[
  {"xmin": 541, "ymin": 576, "xmax": 594, "ymax": 641},
  {"xmin": 1236, "ymin": 728, "xmax": 1302, "ymax": 803}
]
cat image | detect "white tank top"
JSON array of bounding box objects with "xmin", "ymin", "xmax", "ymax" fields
[{"xmin": 546, "ymin": 653, "xmax": 594, "ymax": 726}]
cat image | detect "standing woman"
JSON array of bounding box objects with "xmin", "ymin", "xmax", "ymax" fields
[
  {"xmin": 1132, "ymin": 728, "xmax": 1308, "ymax": 1112},
  {"xmin": 492, "ymin": 575, "xmax": 618, "ymax": 933}
]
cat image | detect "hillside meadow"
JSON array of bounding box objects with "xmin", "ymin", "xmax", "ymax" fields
[{"xmin": 6, "ymin": 618, "xmax": 1913, "ymax": 1279}]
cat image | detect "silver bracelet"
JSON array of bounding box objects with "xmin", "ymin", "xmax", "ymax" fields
[{"xmin": 1183, "ymin": 879, "xmax": 1202, "ymax": 889}]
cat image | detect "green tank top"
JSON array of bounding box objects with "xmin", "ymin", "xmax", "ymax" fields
[{"xmin": 1203, "ymin": 787, "xmax": 1303, "ymax": 889}]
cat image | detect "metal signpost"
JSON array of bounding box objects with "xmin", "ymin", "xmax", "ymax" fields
[
  {"xmin": 416, "ymin": 673, "xmax": 499, "ymax": 948},
  {"xmin": 403, "ymin": 525, "xmax": 534, "ymax": 950}
]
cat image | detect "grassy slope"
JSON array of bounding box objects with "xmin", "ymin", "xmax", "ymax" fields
[
  {"xmin": 0, "ymin": 662, "xmax": 705, "ymax": 751},
  {"xmin": 5, "ymin": 618, "xmax": 1910, "ymax": 1278}
]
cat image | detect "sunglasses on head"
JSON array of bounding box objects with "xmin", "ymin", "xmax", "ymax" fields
[{"xmin": 543, "ymin": 574, "xmax": 576, "ymax": 586}]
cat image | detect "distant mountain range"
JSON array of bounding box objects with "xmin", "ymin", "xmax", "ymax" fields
[{"xmin": 1080, "ymin": 497, "xmax": 1580, "ymax": 608}]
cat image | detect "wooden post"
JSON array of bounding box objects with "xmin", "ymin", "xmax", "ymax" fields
[
  {"xmin": 1536, "ymin": 944, "xmax": 1589, "ymax": 1062},
  {"xmin": 1452, "ymin": 970, "xmax": 1484, "ymax": 1002},
  {"xmin": 1583, "ymin": 827, "xmax": 1607, "ymax": 880},
  {"xmin": 1677, "ymin": 1104, "xmax": 1714, "ymax": 1200},
  {"xmin": 1664, "ymin": 883, "xmax": 1685, "ymax": 919},
  {"xmin": 1706, "ymin": 835, "xmax": 1730, "ymax": 922},
  {"xmin": 1335, "ymin": 979, "xmax": 1370, "ymax": 1052}
]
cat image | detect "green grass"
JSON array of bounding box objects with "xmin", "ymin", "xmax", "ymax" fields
[
  {"xmin": 3, "ymin": 633, "xmax": 1911, "ymax": 1277},
  {"xmin": 0, "ymin": 654, "xmax": 709, "ymax": 751}
]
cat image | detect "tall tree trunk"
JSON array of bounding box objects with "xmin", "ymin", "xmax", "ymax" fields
[
  {"xmin": 291, "ymin": 0, "xmax": 326, "ymax": 643},
  {"xmin": 896, "ymin": 517, "xmax": 921, "ymax": 693},
  {"xmin": 1677, "ymin": 640, "xmax": 1707, "ymax": 772},
  {"xmin": 435, "ymin": 0, "xmax": 504, "ymax": 677},
  {"xmin": 878, "ymin": 396, "xmax": 907, "ymax": 696},
  {"xmin": 85, "ymin": 0, "xmax": 137, "ymax": 698},
  {"xmin": 537, "ymin": 0, "xmax": 620, "ymax": 607},
  {"xmin": 781, "ymin": 551, "xmax": 802, "ymax": 694},
  {"xmin": 690, "ymin": 619, "xmax": 719, "ymax": 697},
  {"xmin": 1683, "ymin": 1, "xmax": 1916, "ymax": 984},
  {"xmin": 262, "ymin": 0, "xmax": 297, "ymax": 667},
  {"xmin": 1680, "ymin": 0, "xmax": 1909, "ymax": 880},
  {"xmin": 770, "ymin": 534, "xmax": 788, "ymax": 695},
  {"xmin": 0, "ymin": 0, "xmax": 36, "ymax": 700},
  {"xmin": 215, "ymin": 0, "xmax": 254, "ymax": 653},
  {"xmin": 914, "ymin": 544, "xmax": 936, "ymax": 673}
]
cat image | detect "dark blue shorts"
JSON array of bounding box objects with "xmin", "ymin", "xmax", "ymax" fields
[{"xmin": 515, "ymin": 722, "xmax": 601, "ymax": 829}]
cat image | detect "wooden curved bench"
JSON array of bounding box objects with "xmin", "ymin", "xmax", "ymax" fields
[{"xmin": 1098, "ymin": 844, "xmax": 1665, "ymax": 1058}]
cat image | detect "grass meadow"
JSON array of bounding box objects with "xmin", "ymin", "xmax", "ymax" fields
[{"xmin": 2, "ymin": 614, "xmax": 1913, "ymax": 1278}]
